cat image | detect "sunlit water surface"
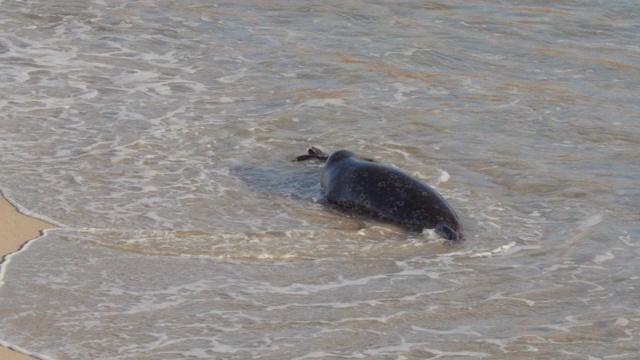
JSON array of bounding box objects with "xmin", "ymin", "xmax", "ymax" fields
[{"xmin": 1, "ymin": 1, "xmax": 639, "ymax": 359}]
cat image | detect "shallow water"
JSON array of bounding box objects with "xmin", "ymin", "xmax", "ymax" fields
[{"xmin": 1, "ymin": 0, "xmax": 639, "ymax": 358}]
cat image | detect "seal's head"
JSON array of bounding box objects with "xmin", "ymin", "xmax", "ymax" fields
[
  {"xmin": 321, "ymin": 150, "xmax": 355, "ymax": 192},
  {"xmin": 326, "ymin": 150, "xmax": 356, "ymax": 165}
]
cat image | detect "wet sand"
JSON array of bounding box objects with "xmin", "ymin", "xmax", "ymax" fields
[{"xmin": 0, "ymin": 193, "xmax": 55, "ymax": 360}]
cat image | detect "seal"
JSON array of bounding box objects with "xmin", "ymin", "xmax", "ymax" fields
[{"xmin": 295, "ymin": 148, "xmax": 463, "ymax": 241}]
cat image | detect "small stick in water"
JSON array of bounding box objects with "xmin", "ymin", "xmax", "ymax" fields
[{"xmin": 293, "ymin": 147, "xmax": 329, "ymax": 162}]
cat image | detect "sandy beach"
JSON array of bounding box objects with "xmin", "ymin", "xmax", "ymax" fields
[{"xmin": 0, "ymin": 192, "xmax": 55, "ymax": 360}]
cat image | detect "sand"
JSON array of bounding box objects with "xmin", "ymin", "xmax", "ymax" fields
[{"xmin": 0, "ymin": 192, "xmax": 56, "ymax": 360}]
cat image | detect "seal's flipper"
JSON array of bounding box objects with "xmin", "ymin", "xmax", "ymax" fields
[
  {"xmin": 436, "ymin": 223, "xmax": 462, "ymax": 241},
  {"xmin": 293, "ymin": 147, "xmax": 329, "ymax": 162}
]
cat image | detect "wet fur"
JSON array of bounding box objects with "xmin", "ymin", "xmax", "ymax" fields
[{"xmin": 295, "ymin": 148, "xmax": 463, "ymax": 240}]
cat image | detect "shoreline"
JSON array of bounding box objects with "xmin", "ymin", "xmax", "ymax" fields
[{"xmin": 0, "ymin": 192, "xmax": 56, "ymax": 360}]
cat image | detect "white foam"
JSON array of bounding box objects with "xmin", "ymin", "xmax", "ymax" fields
[
  {"xmin": 298, "ymin": 98, "xmax": 345, "ymax": 107},
  {"xmin": 436, "ymin": 169, "xmax": 450, "ymax": 184},
  {"xmin": 469, "ymin": 241, "xmax": 517, "ymax": 258},
  {"xmin": 593, "ymin": 251, "xmax": 615, "ymax": 264},
  {"xmin": 578, "ymin": 214, "xmax": 603, "ymax": 228},
  {"xmin": 217, "ymin": 68, "xmax": 247, "ymax": 83}
]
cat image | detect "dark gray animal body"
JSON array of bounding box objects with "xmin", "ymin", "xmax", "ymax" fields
[{"xmin": 296, "ymin": 148, "xmax": 463, "ymax": 241}]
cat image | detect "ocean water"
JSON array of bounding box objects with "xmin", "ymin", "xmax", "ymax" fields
[{"xmin": 1, "ymin": 0, "xmax": 639, "ymax": 359}]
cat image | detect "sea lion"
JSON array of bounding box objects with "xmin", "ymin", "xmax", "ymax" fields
[{"xmin": 295, "ymin": 148, "xmax": 463, "ymax": 241}]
